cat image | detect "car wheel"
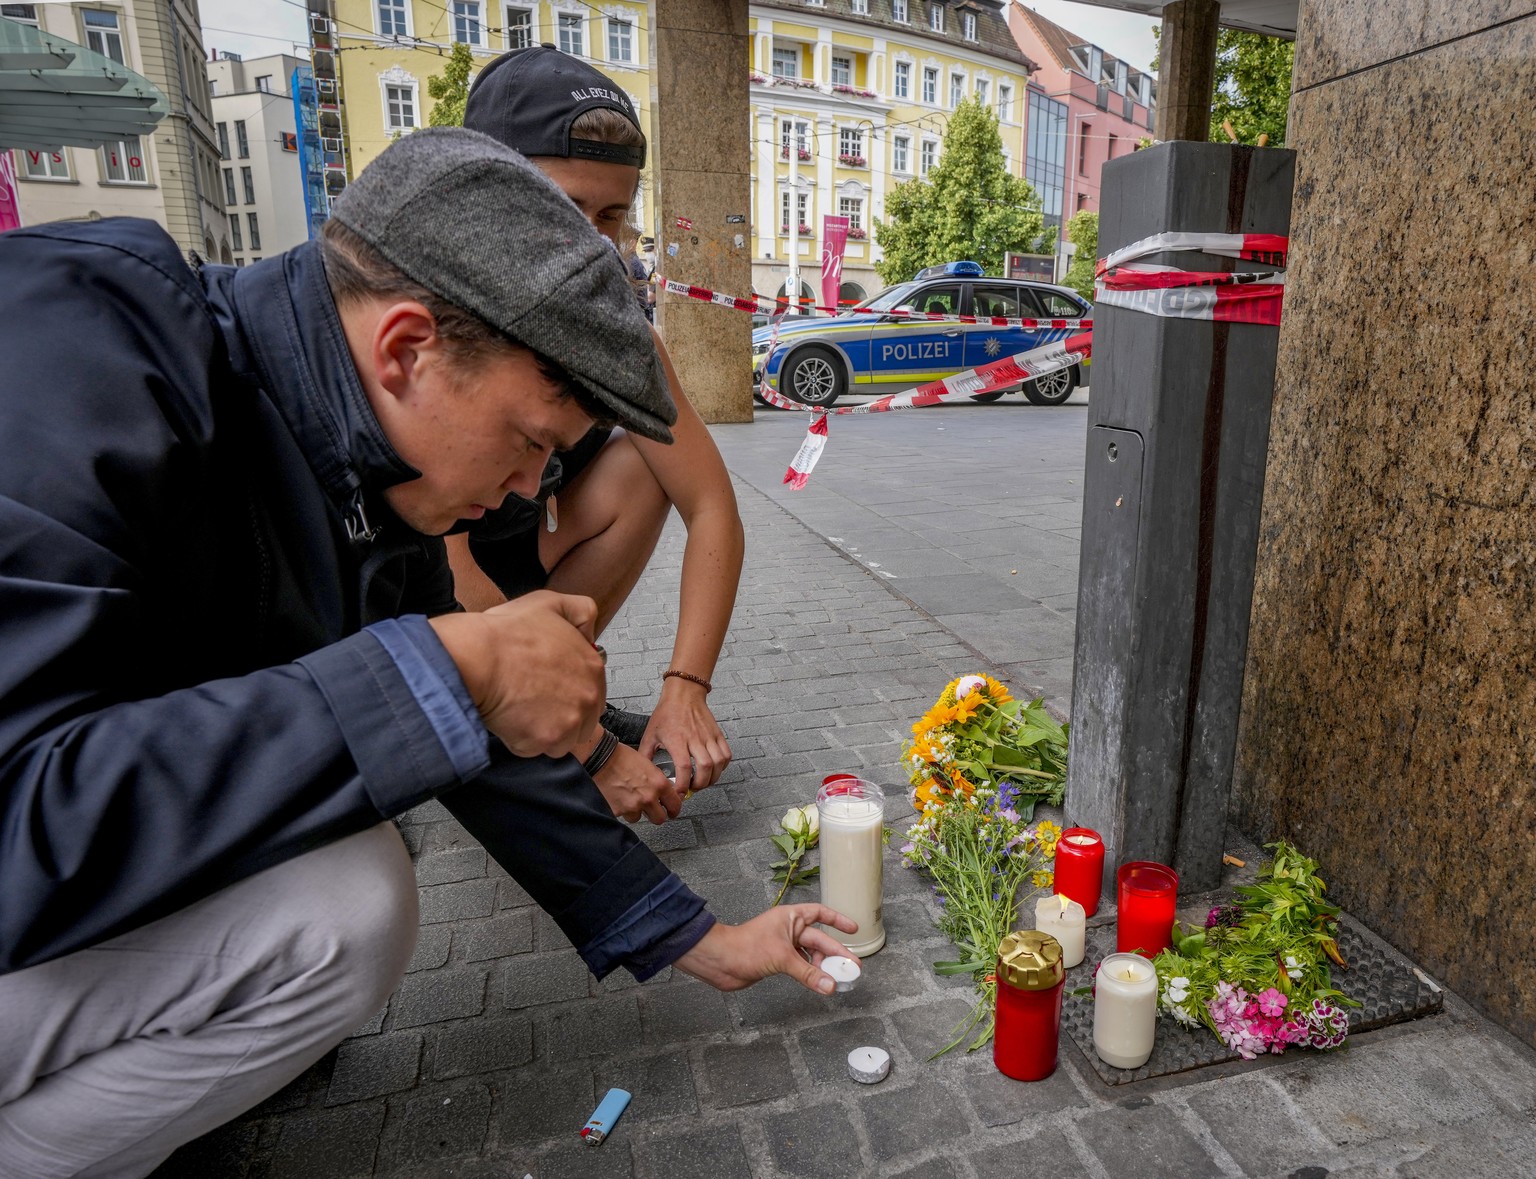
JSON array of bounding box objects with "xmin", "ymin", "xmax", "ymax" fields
[
  {"xmin": 969, "ymin": 390, "xmax": 1006, "ymax": 404},
  {"xmin": 1023, "ymin": 365, "xmax": 1076, "ymax": 406},
  {"xmin": 782, "ymin": 346, "xmax": 845, "ymax": 407}
]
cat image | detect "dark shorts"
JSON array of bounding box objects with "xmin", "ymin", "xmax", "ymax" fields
[{"xmin": 465, "ymin": 426, "xmax": 611, "ymax": 599}]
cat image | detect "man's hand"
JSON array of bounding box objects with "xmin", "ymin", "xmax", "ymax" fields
[
  {"xmin": 430, "ymin": 591, "xmax": 603, "ymax": 758},
  {"xmin": 640, "ymin": 676, "xmax": 732, "ymax": 795},
  {"xmin": 592, "ymin": 741, "xmax": 684, "ymax": 825},
  {"xmin": 674, "ymin": 905, "xmax": 859, "ymax": 995}
]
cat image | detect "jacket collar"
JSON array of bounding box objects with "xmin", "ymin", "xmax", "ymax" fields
[{"xmin": 207, "ymin": 242, "xmax": 420, "ymax": 522}]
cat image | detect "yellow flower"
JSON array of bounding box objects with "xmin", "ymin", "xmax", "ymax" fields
[
  {"xmin": 1031, "ymin": 869, "xmax": 1055, "ymax": 889},
  {"xmin": 1034, "ymin": 819, "xmax": 1062, "ymax": 858},
  {"xmin": 910, "ymin": 736, "xmax": 942, "ymax": 765},
  {"xmin": 952, "ymin": 693, "xmax": 984, "ymax": 724},
  {"xmin": 982, "ymin": 674, "xmax": 1012, "ymax": 705}
]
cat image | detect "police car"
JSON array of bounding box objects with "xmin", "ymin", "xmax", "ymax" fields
[{"xmin": 752, "ymin": 261, "xmax": 1091, "ymax": 408}]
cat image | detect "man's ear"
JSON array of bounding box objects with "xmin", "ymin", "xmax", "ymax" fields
[{"xmin": 371, "ymin": 301, "xmax": 441, "ymax": 402}]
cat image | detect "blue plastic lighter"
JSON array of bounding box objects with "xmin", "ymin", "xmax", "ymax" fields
[{"xmin": 580, "ymin": 1088, "xmax": 631, "ymax": 1146}]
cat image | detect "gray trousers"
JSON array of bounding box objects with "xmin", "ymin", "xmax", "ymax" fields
[{"xmin": 0, "ymin": 823, "xmax": 419, "ymax": 1179}]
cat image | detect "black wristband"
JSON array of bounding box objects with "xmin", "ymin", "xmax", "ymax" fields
[{"xmin": 582, "ymin": 728, "xmax": 620, "ymax": 777}]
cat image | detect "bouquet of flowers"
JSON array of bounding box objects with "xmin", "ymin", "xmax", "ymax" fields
[{"xmin": 1151, "ymin": 842, "xmax": 1356, "ymax": 1058}]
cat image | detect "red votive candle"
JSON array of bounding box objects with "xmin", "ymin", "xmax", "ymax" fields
[
  {"xmin": 1116, "ymin": 861, "xmax": 1179, "ymax": 957},
  {"xmin": 993, "ymin": 930, "xmax": 1065, "ymax": 1081},
  {"xmin": 1053, "ymin": 827, "xmax": 1105, "ymax": 917}
]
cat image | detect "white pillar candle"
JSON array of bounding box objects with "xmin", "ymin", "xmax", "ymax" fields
[
  {"xmin": 817, "ymin": 781, "xmax": 886, "ymax": 957},
  {"xmin": 820, "ymin": 955, "xmax": 861, "ymax": 992},
  {"xmin": 1092, "ymin": 952, "xmax": 1158, "ymax": 1069},
  {"xmin": 1033, "ymin": 894, "xmax": 1086, "ymax": 968},
  {"xmin": 846, "ymin": 1046, "xmax": 891, "ymax": 1084}
]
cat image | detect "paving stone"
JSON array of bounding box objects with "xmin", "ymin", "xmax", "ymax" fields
[
  {"xmin": 889, "ymin": 998, "xmax": 979, "ymax": 1063},
  {"xmin": 1395, "ymin": 1111, "xmax": 1536, "ymax": 1179},
  {"xmin": 392, "ymin": 968, "xmax": 487, "ymax": 1029},
  {"xmin": 659, "ymin": 846, "xmax": 744, "ymax": 884},
  {"xmin": 349, "ymin": 1006, "xmax": 387, "ymax": 1038},
  {"xmin": 1186, "ymin": 1073, "xmax": 1328, "ymax": 1174},
  {"xmin": 429, "ymin": 1015, "xmax": 532, "ymax": 1080},
  {"xmin": 857, "ymin": 1082, "xmax": 971, "ymax": 1163},
  {"xmin": 697, "ymin": 810, "xmax": 779, "ymax": 845},
  {"xmin": 504, "ymin": 951, "xmax": 590, "ymax": 1009},
  {"xmin": 418, "ymin": 879, "xmax": 498, "ymax": 925},
  {"xmin": 1076, "ymin": 1103, "xmax": 1224, "ymax": 1177},
  {"xmin": 1433, "ymin": 1027, "xmax": 1536, "ymax": 1113},
  {"xmin": 422, "ymin": 818, "xmax": 479, "ymax": 854},
  {"xmin": 694, "ymin": 877, "xmax": 773, "ymax": 926},
  {"xmin": 459, "ymin": 912, "xmax": 534, "ymax": 962},
  {"xmin": 967, "ymin": 1126, "xmax": 1076, "ymax": 1171},
  {"xmin": 327, "ymin": 1034, "xmax": 423, "ymax": 1105},
  {"xmin": 633, "ymin": 818, "xmax": 700, "ymax": 852},
  {"xmin": 497, "ymin": 1068, "xmax": 594, "ymax": 1145},
  {"xmin": 544, "ymin": 995, "xmax": 642, "ymax": 1060},
  {"xmin": 960, "ymin": 1056, "xmax": 1080, "ymax": 1127},
  {"xmin": 534, "ymin": 1140, "xmax": 637, "ymax": 1179},
  {"xmin": 796, "ymin": 1016, "xmax": 889, "ymax": 1084},
  {"xmin": 631, "ymin": 1124, "xmax": 754, "ymax": 1179},
  {"xmin": 886, "ymin": 1158, "xmax": 958, "ymax": 1179},
  {"xmin": 403, "ymin": 798, "xmax": 453, "ymax": 824},
  {"xmin": 405, "ymin": 925, "xmax": 454, "ymax": 974},
  {"xmin": 497, "ymin": 877, "xmax": 535, "ymax": 909},
  {"xmin": 700, "ymin": 1038, "xmax": 798, "ymax": 1108},
  {"xmin": 414, "ymin": 846, "xmax": 488, "ymax": 886},
  {"xmin": 637, "ymin": 983, "xmax": 734, "ymax": 1045},
  {"xmin": 594, "ymin": 1050, "xmax": 698, "ymax": 1124},
  {"xmin": 377, "ymin": 1083, "xmax": 491, "ymax": 1169},
  {"xmin": 266, "ymin": 1102, "xmax": 385, "ymax": 1178},
  {"xmin": 531, "ymin": 907, "xmax": 573, "ymax": 952},
  {"xmin": 762, "ymin": 1102, "xmax": 866, "ymax": 1178}
]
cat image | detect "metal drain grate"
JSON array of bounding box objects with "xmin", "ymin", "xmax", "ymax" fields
[{"xmin": 1060, "ymin": 912, "xmax": 1444, "ymax": 1085}]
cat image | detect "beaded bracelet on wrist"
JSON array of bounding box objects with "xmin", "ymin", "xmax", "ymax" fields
[{"xmin": 662, "ymin": 669, "xmax": 713, "ymax": 694}]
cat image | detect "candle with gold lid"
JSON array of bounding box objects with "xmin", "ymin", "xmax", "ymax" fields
[{"xmin": 993, "ymin": 930, "xmax": 1066, "ymax": 1081}]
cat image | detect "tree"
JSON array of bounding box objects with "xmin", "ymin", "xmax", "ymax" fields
[
  {"xmin": 1061, "ymin": 210, "xmax": 1097, "ymax": 301},
  {"xmin": 1210, "ymin": 30, "xmax": 1293, "ymax": 147},
  {"xmin": 872, "ymin": 97, "xmax": 1044, "ymax": 284},
  {"xmin": 427, "ymin": 43, "xmax": 474, "ymax": 128}
]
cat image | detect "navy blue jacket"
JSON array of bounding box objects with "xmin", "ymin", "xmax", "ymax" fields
[{"xmin": 0, "ymin": 219, "xmax": 711, "ymax": 977}]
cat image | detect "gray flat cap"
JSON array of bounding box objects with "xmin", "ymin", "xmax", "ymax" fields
[{"xmin": 330, "ymin": 126, "xmax": 674, "ymax": 443}]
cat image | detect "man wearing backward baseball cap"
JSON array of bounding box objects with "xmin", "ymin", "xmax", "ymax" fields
[{"xmin": 0, "ymin": 128, "xmax": 854, "ymax": 1177}]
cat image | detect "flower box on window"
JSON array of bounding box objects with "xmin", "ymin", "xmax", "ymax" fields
[
  {"xmin": 847, "ymin": 227, "xmax": 868, "ymax": 239},
  {"xmin": 837, "ymin": 153, "xmax": 867, "ymax": 167},
  {"xmin": 749, "ymin": 71, "xmax": 769, "ymax": 84},
  {"xmin": 831, "ymin": 84, "xmax": 879, "ymax": 98},
  {"xmin": 779, "ymin": 224, "xmax": 814, "ymax": 235},
  {"xmin": 780, "ymin": 147, "xmax": 813, "ymax": 161}
]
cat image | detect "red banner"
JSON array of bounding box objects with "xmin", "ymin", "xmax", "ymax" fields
[
  {"xmin": 820, "ymin": 215, "xmax": 849, "ymax": 318},
  {"xmin": 0, "ymin": 153, "xmax": 21, "ymax": 235}
]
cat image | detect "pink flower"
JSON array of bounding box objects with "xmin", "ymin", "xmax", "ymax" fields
[{"xmin": 1257, "ymin": 988, "xmax": 1288, "ymax": 1018}]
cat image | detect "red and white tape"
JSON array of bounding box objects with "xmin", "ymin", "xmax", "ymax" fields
[{"xmin": 1094, "ymin": 232, "xmax": 1287, "ymax": 327}]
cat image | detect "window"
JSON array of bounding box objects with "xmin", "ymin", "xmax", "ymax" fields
[
  {"xmin": 0, "ymin": 4, "xmax": 39, "ymax": 26},
  {"xmin": 377, "ymin": 0, "xmax": 408, "ymax": 36},
  {"xmin": 838, "ymin": 127, "xmax": 863, "ymax": 162},
  {"xmin": 252, "ymin": 257, "xmax": 262, "ymax": 263},
  {"xmin": 235, "ymin": 120, "xmax": 249, "ymax": 159},
  {"xmin": 453, "ymin": 0, "xmax": 483, "ymax": 45},
  {"xmin": 920, "ymin": 139, "xmax": 936, "ymax": 174},
  {"xmin": 838, "ymin": 195, "xmax": 863, "ymax": 231},
  {"xmin": 208, "ymin": 79, "xmax": 218, "ymax": 96},
  {"xmin": 1076, "ymin": 191, "xmax": 1088, "ymax": 211},
  {"xmin": 1039, "ymin": 290, "xmax": 1085, "ymax": 317},
  {"xmin": 1139, "ymin": 73, "xmax": 1153, "ymax": 106},
  {"xmin": 921, "ymin": 66, "xmax": 937, "ymax": 104},
  {"xmin": 894, "ymin": 60, "xmax": 911, "ymax": 99},
  {"xmin": 831, "ymin": 55, "xmax": 851, "ymax": 87},
  {"xmin": 998, "ymin": 82, "xmax": 1012, "ymax": 121},
  {"xmin": 850, "ymin": 0, "xmax": 867, "ymax": 12},
  {"xmin": 896, "ymin": 283, "xmax": 958, "ymax": 314},
  {"xmin": 1113, "ymin": 59, "xmax": 1128, "ymax": 95},
  {"xmin": 780, "ymin": 190, "xmax": 810, "ymax": 232},
  {"xmin": 229, "ymin": 213, "xmax": 242, "ymax": 251},
  {"xmin": 19, "ymin": 147, "xmax": 69, "ymax": 179},
  {"xmin": 975, "ymin": 78, "xmax": 988, "ymax": 106},
  {"xmin": 99, "ymin": 136, "xmax": 147, "ymax": 184},
  {"xmin": 235, "ymin": 258, "xmax": 246, "ymax": 268},
  {"xmin": 216, "ymin": 122, "xmax": 230, "ymax": 160},
  {"xmin": 1025, "ymin": 88, "xmax": 1066, "ymax": 228},
  {"xmin": 81, "ymin": 9, "xmax": 124, "ymax": 65},
  {"xmin": 247, "ymin": 212, "xmax": 262, "ymax": 251},
  {"xmin": 1107, "ymin": 132, "xmax": 1117, "ymax": 159},
  {"xmin": 241, "ymin": 165, "xmax": 255, "ymax": 203},
  {"xmin": 222, "ymin": 167, "xmax": 236, "ymax": 205},
  {"xmin": 386, "ymin": 84, "xmax": 416, "ymax": 130},
  {"xmin": 891, "ymin": 0, "xmax": 906, "ymax": 21},
  {"xmin": 779, "ymin": 118, "xmax": 807, "ymax": 155},
  {"xmin": 1078, "ymin": 120, "xmax": 1090, "ymax": 173},
  {"xmin": 962, "ymin": 11, "xmax": 976, "ymax": 39},
  {"xmin": 607, "ymin": 18, "xmax": 632, "ymax": 62},
  {"xmin": 256, "ymin": 75, "xmax": 273, "ymax": 93},
  {"xmin": 928, "ymin": 3, "xmax": 942, "ymax": 32},
  {"xmin": 557, "ymin": 12, "xmax": 583, "ymax": 56},
  {"xmin": 505, "ymin": 5, "xmax": 532, "ymax": 47},
  {"xmin": 771, "ymin": 46, "xmax": 797, "ymax": 78},
  {"xmin": 949, "ymin": 73, "xmax": 963, "ymax": 108},
  {"xmin": 892, "ymin": 135, "xmax": 909, "ymax": 173},
  {"xmin": 971, "ymin": 286, "xmax": 1022, "ymax": 317}
]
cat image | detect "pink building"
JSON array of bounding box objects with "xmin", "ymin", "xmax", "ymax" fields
[{"xmin": 1006, "ymin": 4, "xmax": 1156, "ymax": 234}]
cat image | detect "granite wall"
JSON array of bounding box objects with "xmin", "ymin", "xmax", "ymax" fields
[{"xmin": 1234, "ymin": 2, "xmax": 1536, "ymax": 1046}]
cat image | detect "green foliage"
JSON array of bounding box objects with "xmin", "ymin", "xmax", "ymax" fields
[
  {"xmin": 427, "ymin": 43, "xmax": 475, "ymax": 128},
  {"xmin": 1210, "ymin": 30, "xmax": 1294, "ymax": 147},
  {"xmin": 1061, "ymin": 210, "xmax": 1098, "ymax": 301},
  {"xmin": 767, "ymin": 808, "xmax": 820, "ymax": 906},
  {"xmin": 873, "ymin": 97, "xmax": 1044, "ymax": 284}
]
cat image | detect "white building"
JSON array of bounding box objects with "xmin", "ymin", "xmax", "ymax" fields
[
  {"xmin": 206, "ymin": 52, "xmax": 311, "ymax": 265},
  {"xmin": 3, "ymin": 0, "xmax": 230, "ymax": 259}
]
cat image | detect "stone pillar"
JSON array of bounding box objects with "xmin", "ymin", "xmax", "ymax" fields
[
  {"xmin": 648, "ymin": 0, "xmax": 754, "ymax": 423},
  {"xmin": 1155, "ymin": 0, "xmax": 1220, "ymax": 142},
  {"xmin": 1236, "ymin": 2, "xmax": 1536, "ymax": 1048}
]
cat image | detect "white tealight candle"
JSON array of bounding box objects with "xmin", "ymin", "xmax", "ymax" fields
[
  {"xmin": 846, "ymin": 1046, "xmax": 891, "ymax": 1084},
  {"xmin": 821, "ymin": 955, "xmax": 862, "ymax": 993},
  {"xmin": 1093, "ymin": 953, "xmax": 1158, "ymax": 1069},
  {"xmin": 1033, "ymin": 893, "xmax": 1087, "ymax": 968}
]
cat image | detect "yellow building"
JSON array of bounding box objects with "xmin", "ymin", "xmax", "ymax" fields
[{"xmin": 321, "ymin": 0, "xmax": 1032, "ymax": 302}]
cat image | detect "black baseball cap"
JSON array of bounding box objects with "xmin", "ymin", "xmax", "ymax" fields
[{"xmin": 465, "ymin": 46, "xmax": 646, "ymax": 169}]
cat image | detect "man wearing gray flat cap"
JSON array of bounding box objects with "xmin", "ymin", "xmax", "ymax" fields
[{"xmin": 0, "ymin": 127, "xmax": 854, "ymax": 1178}]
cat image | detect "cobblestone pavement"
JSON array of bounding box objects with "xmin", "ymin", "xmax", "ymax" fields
[{"xmin": 157, "ymin": 402, "xmax": 1536, "ymax": 1178}]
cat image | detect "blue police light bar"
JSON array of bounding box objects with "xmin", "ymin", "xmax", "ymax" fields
[{"xmin": 913, "ymin": 260, "xmax": 986, "ymax": 280}]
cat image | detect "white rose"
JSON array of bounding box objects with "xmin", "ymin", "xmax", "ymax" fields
[
  {"xmin": 781, "ymin": 805, "xmax": 820, "ymax": 843},
  {"xmin": 954, "ymin": 674, "xmax": 986, "ymax": 699}
]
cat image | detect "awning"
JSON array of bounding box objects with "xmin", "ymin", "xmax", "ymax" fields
[{"xmin": 0, "ymin": 16, "xmax": 167, "ymax": 151}]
